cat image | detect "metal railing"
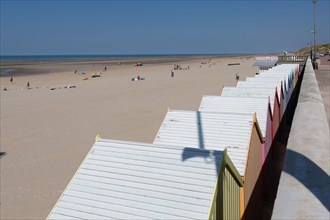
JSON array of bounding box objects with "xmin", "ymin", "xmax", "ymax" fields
[{"xmin": 278, "ymin": 56, "xmax": 308, "ymax": 63}]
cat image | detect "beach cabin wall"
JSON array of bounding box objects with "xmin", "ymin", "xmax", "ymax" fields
[
  {"xmin": 257, "ymin": 70, "xmax": 293, "ymax": 81},
  {"xmin": 220, "ymin": 87, "xmax": 281, "ymax": 200},
  {"xmin": 259, "ymin": 70, "xmax": 294, "ymax": 89},
  {"xmin": 265, "ymin": 63, "xmax": 303, "ymax": 131},
  {"xmin": 245, "ymin": 77, "xmax": 289, "ymax": 117},
  {"xmin": 199, "ymin": 96, "xmax": 272, "ymax": 164},
  {"xmin": 247, "ymin": 76, "xmax": 289, "ymax": 100},
  {"xmin": 220, "ymin": 87, "xmax": 277, "ymax": 114},
  {"xmin": 254, "ymin": 75, "xmax": 292, "ymax": 106},
  {"xmin": 221, "ymin": 87, "xmax": 281, "ymax": 139},
  {"xmin": 47, "ymin": 138, "xmax": 244, "ymax": 220},
  {"xmin": 209, "ymin": 149, "xmax": 244, "ymax": 220},
  {"xmin": 236, "ymin": 81, "xmax": 283, "ymax": 103},
  {"xmin": 199, "ymin": 96, "xmax": 274, "ymax": 203},
  {"xmin": 153, "ymin": 110, "xmax": 264, "ymax": 218},
  {"xmin": 199, "ymin": 96, "xmax": 273, "ymax": 204},
  {"xmin": 259, "ymin": 63, "xmax": 301, "ymax": 99},
  {"xmin": 269, "ymin": 63, "xmax": 299, "ymax": 75},
  {"xmin": 261, "ymin": 63, "xmax": 299, "ymax": 89},
  {"xmin": 258, "ymin": 70, "xmax": 294, "ymax": 92},
  {"xmin": 236, "ymin": 82, "xmax": 282, "ymax": 134},
  {"xmin": 252, "ymin": 63, "xmax": 300, "ymax": 118},
  {"xmin": 236, "ymin": 80, "xmax": 284, "ymax": 118}
]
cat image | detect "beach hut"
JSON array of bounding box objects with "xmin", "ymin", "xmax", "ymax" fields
[
  {"xmin": 254, "ymin": 75, "xmax": 292, "ymax": 102},
  {"xmin": 246, "ymin": 76, "xmax": 289, "ymax": 93},
  {"xmin": 262, "ymin": 63, "xmax": 299, "ymax": 88},
  {"xmin": 47, "ymin": 138, "xmax": 243, "ymax": 220},
  {"xmin": 258, "ymin": 64, "xmax": 300, "ymax": 101},
  {"xmin": 199, "ymin": 96, "xmax": 272, "ymax": 164},
  {"xmin": 153, "ymin": 110, "xmax": 264, "ymax": 219},
  {"xmin": 221, "ymin": 87, "xmax": 281, "ymax": 139},
  {"xmin": 236, "ymin": 81, "xmax": 284, "ymax": 126},
  {"xmin": 249, "ymin": 63, "xmax": 300, "ymax": 117},
  {"xmin": 199, "ymin": 96, "xmax": 275, "ymax": 201},
  {"xmin": 268, "ymin": 63, "xmax": 299, "ymax": 74},
  {"xmin": 258, "ymin": 68, "xmax": 294, "ymax": 88},
  {"xmin": 244, "ymin": 77, "xmax": 289, "ymax": 115},
  {"xmin": 211, "ymin": 148, "xmax": 244, "ymax": 220},
  {"xmin": 236, "ymin": 80, "xmax": 283, "ymax": 101}
]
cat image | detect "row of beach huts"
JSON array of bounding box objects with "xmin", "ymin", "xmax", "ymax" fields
[{"xmin": 47, "ymin": 61, "xmax": 303, "ymax": 220}]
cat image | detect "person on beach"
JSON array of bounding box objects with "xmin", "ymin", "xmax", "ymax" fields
[
  {"xmin": 27, "ymin": 81, "xmax": 30, "ymax": 88},
  {"xmin": 10, "ymin": 76, "xmax": 13, "ymax": 83},
  {"xmin": 313, "ymin": 59, "xmax": 318, "ymax": 70},
  {"xmin": 171, "ymin": 70, "xmax": 174, "ymax": 77},
  {"xmin": 235, "ymin": 73, "xmax": 240, "ymax": 81}
]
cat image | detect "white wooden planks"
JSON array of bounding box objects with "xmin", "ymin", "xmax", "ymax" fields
[
  {"xmin": 236, "ymin": 80, "xmax": 283, "ymax": 99},
  {"xmin": 247, "ymin": 76, "xmax": 289, "ymax": 92},
  {"xmin": 48, "ymin": 139, "xmax": 221, "ymax": 220},
  {"xmin": 221, "ymin": 87, "xmax": 277, "ymax": 115},
  {"xmin": 154, "ymin": 110, "xmax": 254, "ymax": 176},
  {"xmin": 199, "ymin": 96, "xmax": 268, "ymax": 138}
]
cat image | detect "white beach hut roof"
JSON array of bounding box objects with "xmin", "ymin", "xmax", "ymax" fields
[
  {"xmin": 236, "ymin": 81, "xmax": 282, "ymax": 99},
  {"xmin": 261, "ymin": 64, "xmax": 298, "ymax": 75},
  {"xmin": 271, "ymin": 63, "xmax": 299, "ymax": 70},
  {"xmin": 258, "ymin": 70, "xmax": 294, "ymax": 80},
  {"xmin": 154, "ymin": 110, "xmax": 254, "ymax": 176},
  {"xmin": 246, "ymin": 76, "xmax": 289, "ymax": 92},
  {"xmin": 221, "ymin": 87, "xmax": 277, "ymax": 114},
  {"xmin": 48, "ymin": 138, "xmax": 221, "ymax": 220},
  {"xmin": 259, "ymin": 70, "xmax": 293, "ymax": 77},
  {"xmin": 199, "ymin": 96, "xmax": 268, "ymax": 138},
  {"xmin": 258, "ymin": 70, "xmax": 292, "ymax": 75}
]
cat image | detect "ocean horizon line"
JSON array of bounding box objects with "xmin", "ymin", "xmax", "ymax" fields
[
  {"xmin": 1, "ymin": 52, "xmax": 269, "ymax": 57},
  {"xmin": 0, "ymin": 53, "xmax": 278, "ymax": 63}
]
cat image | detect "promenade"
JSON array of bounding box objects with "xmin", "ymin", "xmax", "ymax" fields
[
  {"xmin": 315, "ymin": 56, "xmax": 330, "ymax": 126},
  {"xmin": 271, "ymin": 58, "xmax": 330, "ymax": 219}
]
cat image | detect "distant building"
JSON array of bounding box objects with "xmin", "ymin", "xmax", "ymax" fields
[{"xmin": 253, "ymin": 56, "xmax": 278, "ymax": 72}]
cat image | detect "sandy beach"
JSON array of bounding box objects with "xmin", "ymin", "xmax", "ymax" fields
[{"xmin": 0, "ymin": 55, "xmax": 259, "ymax": 219}]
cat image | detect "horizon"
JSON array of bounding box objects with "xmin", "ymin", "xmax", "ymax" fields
[
  {"xmin": 1, "ymin": 0, "xmax": 329, "ymax": 55},
  {"xmin": 0, "ymin": 53, "xmax": 274, "ymax": 63},
  {"xmin": 0, "ymin": 52, "xmax": 282, "ymax": 57}
]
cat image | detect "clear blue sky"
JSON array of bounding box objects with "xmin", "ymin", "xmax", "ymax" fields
[{"xmin": 1, "ymin": 0, "xmax": 329, "ymax": 55}]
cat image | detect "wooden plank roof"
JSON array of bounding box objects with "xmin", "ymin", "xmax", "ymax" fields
[{"xmin": 48, "ymin": 139, "xmax": 222, "ymax": 220}]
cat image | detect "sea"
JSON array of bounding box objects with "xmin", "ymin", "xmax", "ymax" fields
[{"xmin": 0, "ymin": 54, "xmax": 241, "ymax": 63}]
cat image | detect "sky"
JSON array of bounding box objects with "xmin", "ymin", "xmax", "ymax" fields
[{"xmin": 1, "ymin": 0, "xmax": 329, "ymax": 55}]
